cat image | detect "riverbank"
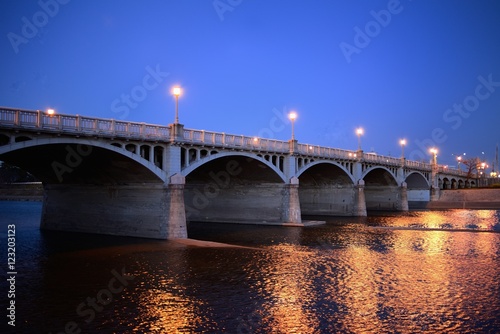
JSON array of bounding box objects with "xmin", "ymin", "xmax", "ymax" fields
[{"xmin": 428, "ymin": 188, "xmax": 500, "ymax": 209}]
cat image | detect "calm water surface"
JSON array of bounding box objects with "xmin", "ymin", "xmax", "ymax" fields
[{"xmin": 1, "ymin": 201, "xmax": 499, "ymax": 333}]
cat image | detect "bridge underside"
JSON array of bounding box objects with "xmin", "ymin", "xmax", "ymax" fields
[
  {"xmin": 1, "ymin": 143, "xmax": 186, "ymax": 239},
  {"xmin": 406, "ymin": 173, "xmax": 430, "ymax": 209},
  {"xmin": 184, "ymin": 156, "xmax": 296, "ymax": 225},
  {"xmin": 364, "ymin": 168, "xmax": 402, "ymax": 211},
  {"xmin": 298, "ymin": 163, "xmax": 356, "ymax": 216}
]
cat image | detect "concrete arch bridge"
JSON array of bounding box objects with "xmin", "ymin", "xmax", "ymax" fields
[{"xmin": 0, "ymin": 107, "xmax": 467, "ymax": 239}]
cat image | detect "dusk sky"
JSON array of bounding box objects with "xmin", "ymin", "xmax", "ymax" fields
[{"xmin": 1, "ymin": 0, "xmax": 500, "ymax": 167}]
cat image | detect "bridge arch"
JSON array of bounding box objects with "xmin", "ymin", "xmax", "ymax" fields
[
  {"xmin": 0, "ymin": 137, "xmax": 167, "ymax": 183},
  {"xmin": 181, "ymin": 151, "xmax": 287, "ymax": 183},
  {"xmin": 405, "ymin": 171, "xmax": 430, "ymax": 208},
  {"xmin": 296, "ymin": 160, "xmax": 355, "ymax": 184},
  {"xmin": 405, "ymin": 171, "xmax": 430, "ymax": 188},
  {"xmin": 181, "ymin": 152, "xmax": 289, "ymax": 224},
  {"xmin": 362, "ymin": 166, "xmax": 400, "ymax": 211},
  {"xmin": 362, "ymin": 166, "xmax": 398, "ymax": 185},
  {"xmin": 297, "ymin": 161, "xmax": 356, "ymax": 216}
]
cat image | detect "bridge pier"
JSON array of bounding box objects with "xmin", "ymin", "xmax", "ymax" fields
[
  {"xmin": 355, "ymin": 180, "xmax": 367, "ymax": 216},
  {"xmin": 40, "ymin": 178, "xmax": 187, "ymax": 239},
  {"xmin": 430, "ymin": 186, "xmax": 440, "ymax": 201},
  {"xmin": 399, "ymin": 182, "xmax": 409, "ymax": 211},
  {"xmin": 168, "ymin": 174, "xmax": 188, "ymax": 238},
  {"xmin": 281, "ymin": 177, "xmax": 302, "ymax": 224}
]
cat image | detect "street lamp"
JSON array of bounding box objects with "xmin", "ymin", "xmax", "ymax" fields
[
  {"xmin": 429, "ymin": 147, "xmax": 438, "ymax": 164},
  {"xmin": 457, "ymin": 155, "xmax": 462, "ymax": 170},
  {"xmin": 46, "ymin": 108, "xmax": 55, "ymax": 125},
  {"xmin": 356, "ymin": 127, "xmax": 364, "ymax": 151},
  {"xmin": 288, "ymin": 111, "xmax": 297, "ymax": 140},
  {"xmin": 172, "ymin": 86, "xmax": 181, "ymax": 124},
  {"xmin": 400, "ymin": 139, "xmax": 406, "ymax": 158}
]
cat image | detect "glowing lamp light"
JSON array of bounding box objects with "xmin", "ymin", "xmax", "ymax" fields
[
  {"xmin": 288, "ymin": 111, "xmax": 298, "ymax": 140},
  {"xmin": 356, "ymin": 127, "xmax": 364, "ymax": 150},
  {"xmin": 400, "ymin": 139, "xmax": 406, "ymax": 158},
  {"xmin": 172, "ymin": 86, "xmax": 182, "ymax": 124},
  {"xmin": 172, "ymin": 86, "xmax": 181, "ymax": 96},
  {"xmin": 47, "ymin": 108, "xmax": 55, "ymax": 115}
]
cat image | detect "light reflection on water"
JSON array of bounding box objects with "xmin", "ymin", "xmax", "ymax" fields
[
  {"xmin": 1, "ymin": 202, "xmax": 499, "ymax": 333},
  {"xmin": 370, "ymin": 209, "xmax": 500, "ymax": 231}
]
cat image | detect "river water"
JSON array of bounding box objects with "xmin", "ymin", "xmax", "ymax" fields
[{"xmin": 1, "ymin": 201, "xmax": 499, "ymax": 333}]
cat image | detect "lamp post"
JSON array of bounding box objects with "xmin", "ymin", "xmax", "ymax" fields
[
  {"xmin": 356, "ymin": 128, "xmax": 363, "ymax": 151},
  {"xmin": 288, "ymin": 111, "xmax": 297, "ymax": 140},
  {"xmin": 400, "ymin": 139, "xmax": 406, "ymax": 159},
  {"xmin": 429, "ymin": 147, "xmax": 438, "ymax": 165},
  {"xmin": 172, "ymin": 86, "xmax": 181, "ymax": 124},
  {"xmin": 457, "ymin": 155, "xmax": 462, "ymax": 170},
  {"xmin": 429, "ymin": 147, "xmax": 439, "ymax": 197},
  {"xmin": 46, "ymin": 108, "xmax": 55, "ymax": 125}
]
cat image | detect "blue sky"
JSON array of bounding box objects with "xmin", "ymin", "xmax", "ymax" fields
[{"xmin": 1, "ymin": 0, "xmax": 500, "ymax": 168}]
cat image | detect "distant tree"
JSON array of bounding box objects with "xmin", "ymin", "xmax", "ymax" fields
[
  {"xmin": 461, "ymin": 157, "xmax": 480, "ymax": 183},
  {"xmin": 0, "ymin": 161, "xmax": 37, "ymax": 183}
]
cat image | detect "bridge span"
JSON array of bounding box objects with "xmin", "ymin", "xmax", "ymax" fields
[{"xmin": 0, "ymin": 107, "xmax": 469, "ymax": 239}]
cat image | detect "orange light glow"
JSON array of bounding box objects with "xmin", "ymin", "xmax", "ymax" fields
[{"xmin": 172, "ymin": 86, "xmax": 181, "ymax": 96}]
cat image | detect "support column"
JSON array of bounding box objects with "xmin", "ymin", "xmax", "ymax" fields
[
  {"xmin": 354, "ymin": 179, "xmax": 367, "ymax": 216},
  {"xmin": 149, "ymin": 145, "xmax": 155, "ymax": 164},
  {"xmin": 430, "ymin": 186, "xmax": 440, "ymax": 201},
  {"xmin": 352, "ymin": 153, "xmax": 363, "ymax": 181},
  {"xmin": 399, "ymin": 182, "xmax": 409, "ymax": 211},
  {"xmin": 167, "ymin": 173, "xmax": 187, "ymax": 239},
  {"xmin": 170, "ymin": 123, "xmax": 185, "ymax": 142},
  {"xmin": 184, "ymin": 147, "xmax": 190, "ymax": 167},
  {"xmin": 164, "ymin": 145, "xmax": 182, "ymax": 176},
  {"xmin": 430, "ymin": 153, "xmax": 440, "ymax": 201},
  {"xmin": 162, "ymin": 146, "xmax": 168, "ymax": 171},
  {"xmin": 283, "ymin": 155, "xmax": 297, "ymax": 181},
  {"xmin": 281, "ymin": 177, "xmax": 302, "ymax": 224},
  {"xmin": 288, "ymin": 139, "xmax": 298, "ymax": 154}
]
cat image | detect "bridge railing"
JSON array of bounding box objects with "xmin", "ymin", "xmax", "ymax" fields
[
  {"xmin": 0, "ymin": 107, "xmax": 472, "ymax": 176},
  {"xmin": 404, "ymin": 160, "xmax": 432, "ymax": 170},
  {"xmin": 297, "ymin": 143, "xmax": 357, "ymax": 159},
  {"xmin": 182, "ymin": 128, "xmax": 289, "ymax": 152},
  {"xmin": 438, "ymin": 166, "xmax": 467, "ymax": 176},
  {"xmin": 363, "ymin": 153, "xmax": 402, "ymax": 166},
  {"xmin": 0, "ymin": 107, "xmax": 171, "ymax": 140}
]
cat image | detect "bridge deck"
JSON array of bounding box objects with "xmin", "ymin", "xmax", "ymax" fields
[{"xmin": 0, "ymin": 106, "xmax": 466, "ymax": 177}]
